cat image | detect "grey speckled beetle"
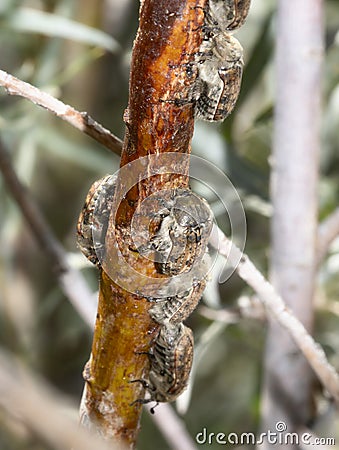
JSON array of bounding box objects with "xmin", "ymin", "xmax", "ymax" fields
[
  {"xmin": 206, "ymin": 0, "xmax": 251, "ymax": 33},
  {"xmin": 149, "ymin": 279, "xmax": 207, "ymax": 325},
  {"xmin": 76, "ymin": 174, "xmax": 117, "ymax": 266},
  {"xmin": 131, "ymin": 322, "xmax": 194, "ymax": 411},
  {"xmin": 195, "ymin": 32, "xmax": 243, "ymax": 122},
  {"xmin": 150, "ymin": 188, "xmax": 213, "ymax": 276},
  {"xmin": 193, "ymin": 0, "xmax": 250, "ymax": 122}
]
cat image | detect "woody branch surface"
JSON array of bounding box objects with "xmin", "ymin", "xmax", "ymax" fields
[{"xmin": 80, "ymin": 0, "xmax": 206, "ymax": 447}]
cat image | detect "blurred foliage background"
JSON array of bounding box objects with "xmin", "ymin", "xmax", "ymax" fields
[{"xmin": 0, "ymin": 0, "xmax": 339, "ymax": 449}]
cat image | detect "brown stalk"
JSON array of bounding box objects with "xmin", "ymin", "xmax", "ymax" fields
[{"xmin": 80, "ymin": 0, "xmax": 206, "ymax": 447}]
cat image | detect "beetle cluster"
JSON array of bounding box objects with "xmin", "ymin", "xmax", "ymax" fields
[
  {"xmin": 77, "ymin": 177, "xmax": 213, "ymax": 407},
  {"xmin": 132, "ymin": 191, "xmax": 212, "ymax": 408},
  {"xmin": 136, "ymin": 1, "xmax": 252, "ymax": 404},
  {"xmin": 76, "ymin": 0, "xmax": 251, "ymax": 410},
  {"xmin": 130, "ymin": 190, "xmax": 212, "ymax": 408},
  {"xmin": 193, "ymin": 0, "xmax": 251, "ymax": 121},
  {"xmin": 77, "ymin": 180, "xmax": 213, "ymax": 277},
  {"xmin": 137, "ymin": 208, "xmax": 212, "ymax": 411}
]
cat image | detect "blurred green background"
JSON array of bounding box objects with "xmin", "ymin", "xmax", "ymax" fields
[{"xmin": 0, "ymin": 0, "xmax": 339, "ymax": 448}]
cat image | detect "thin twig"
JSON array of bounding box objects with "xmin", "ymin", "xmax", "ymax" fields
[
  {"xmin": 0, "ymin": 139, "xmax": 96, "ymax": 327},
  {"xmin": 199, "ymin": 296, "xmax": 266, "ymax": 323},
  {"xmin": 0, "ymin": 69, "xmax": 122, "ymax": 155},
  {"xmin": 199, "ymin": 305, "xmax": 240, "ymax": 323},
  {"xmin": 209, "ymin": 226, "xmax": 339, "ymax": 403},
  {"xmin": 317, "ymin": 207, "xmax": 339, "ymax": 264}
]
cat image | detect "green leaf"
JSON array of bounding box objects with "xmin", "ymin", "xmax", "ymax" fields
[{"xmin": 5, "ymin": 7, "xmax": 120, "ymax": 53}]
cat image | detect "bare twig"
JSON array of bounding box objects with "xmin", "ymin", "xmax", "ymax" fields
[
  {"xmin": 199, "ymin": 305, "xmax": 240, "ymax": 324},
  {"xmin": 0, "ymin": 69, "xmax": 123, "ymax": 155},
  {"xmin": 209, "ymin": 227, "xmax": 339, "ymax": 404},
  {"xmin": 317, "ymin": 207, "xmax": 339, "ymax": 264},
  {"xmin": 0, "ymin": 139, "xmax": 96, "ymax": 327},
  {"xmin": 199, "ymin": 296, "xmax": 266, "ymax": 323}
]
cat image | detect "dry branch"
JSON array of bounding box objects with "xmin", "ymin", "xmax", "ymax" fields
[
  {"xmin": 0, "ymin": 69, "xmax": 122, "ymax": 155},
  {"xmin": 209, "ymin": 227, "xmax": 339, "ymax": 404}
]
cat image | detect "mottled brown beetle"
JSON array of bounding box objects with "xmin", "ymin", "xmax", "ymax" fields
[
  {"xmin": 195, "ymin": 32, "xmax": 243, "ymax": 122},
  {"xmin": 148, "ymin": 253, "xmax": 210, "ymax": 325},
  {"xmin": 131, "ymin": 323, "xmax": 194, "ymax": 411},
  {"xmin": 206, "ymin": 0, "xmax": 251, "ymax": 33},
  {"xmin": 193, "ymin": 0, "xmax": 250, "ymax": 122},
  {"xmin": 150, "ymin": 189, "xmax": 213, "ymax": 276},
  {"xmin": 76, "ymin": 174, "xmax": 117, "ymax": 266},
  {"xmin": 149, "ymin": 279, "xmax": 207, "ymax": 325}
]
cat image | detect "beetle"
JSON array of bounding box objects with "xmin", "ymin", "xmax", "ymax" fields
[
  {"xmin": 76, "ymin": 174, "xmax": 117, "ymax": 266},
  {"xmin": 131, "ymin": 322, "xmax": 194, "ymax": 412},
  {"xmin": 194, "ymin": 32, "xmax": 243, "ymax": 122},
  {"xmin": 205, "ymin": 0, "xmax": 251, "ymax": 33},
  {"xmin": 150, "ymin": 188, "xmax": 213, "ymax": 276}
]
